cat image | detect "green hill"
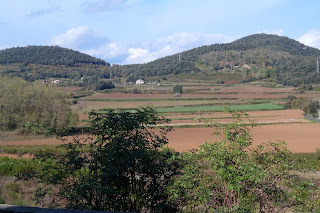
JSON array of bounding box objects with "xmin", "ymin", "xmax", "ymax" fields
[
  {"xmin": 123, "ymin": 34, "xmax": 320, "ymax": 86},
  {"xmin": 0, "ymin": 46, "xmax": 107, "ymax": 66},
  {"xmin": 2, "ymin": 35, "xmax": 320, "ymax": 86},
  {"xmin": 0, "ymin": 46, "xmax": 112, "ymax": 81}
]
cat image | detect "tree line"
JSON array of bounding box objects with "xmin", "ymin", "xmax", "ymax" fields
[{"xmin": 0, "ymin": 76, "xmax": 77, "ymax": 135}]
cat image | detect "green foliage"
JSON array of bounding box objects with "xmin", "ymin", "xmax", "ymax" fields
[
  {"xmin": 0, "ymin": 157, "xmax": 35, "ymax": 176},
  {"xmin": 0, "ymin": 145, "xmax": 64, "ymax": 155},
  {"xmin": 173, "ymin": 84, "xmax": 183, "ymax": 94},
  {"xmin": 132, "ymin": 88, "xmax": 141, "ymax": 94},
  {"xmin": 216, "ymin": 79, "xmax": 225, "ymax": 84},
  {"xmin": 0, "ymin": 46, "xmax": 107, "ymax": 66},
  {"xmin": 0, "ymin": 196, "xmax": 5, "ymax": 204},
  {"xmin": 28, "ymin": 107, "xmax": 180, "ymax": 212},
  {"xmin": 168, "ymin": 110, "xmax": 320, "ymax": 212},
  {"xmin": 94, "ymin": 80, "xmax": 115, "ymax": 91},
  {"xmin": 0, "ymin": 77, "xmax": 78, "ymax": 134},
  {"xmin": 291, "ymin": 152, "xmax": 320, "ymax": 171},
  {"xmin": 306, "ymin": 99, "xmax": 320, "ymax": 116},
  {"xmin": 0, "ymin": 46, "xmax": 113, "ymax": 81},
  {"xmin": 155, "ymin": 103, "xmax": 284, "ymax": 113}
]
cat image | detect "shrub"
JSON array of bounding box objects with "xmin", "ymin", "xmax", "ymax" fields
[
  {"xmin": 306, "ymin": 99, "xmax": 320, "ymax": 116},
  {"xmin": 28, "ymin": 107, "xmax": 180, "ymax": 212},
  {"xmin": 94, "ymin": 80, "xmax": 115, "ymax": 91},
  {"xmin": 173, "ymin": 85, "xmax": 183, "ymax": 94},
  {"xmin": 168, "ymin": 110, "xmax": 320, "ymax": 212}
]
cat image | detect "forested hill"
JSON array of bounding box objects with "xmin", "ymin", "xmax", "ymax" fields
[
  {"xmin": 123, "ymin": 34, "xmax": 320, "ymax": 86},
  {"xmin": 0, "ymin": 46, "xmax": 114, "ymax": 81},
  {"xmin": 0, "ymin": 46, "xmax": 108, "ymax": 66}
]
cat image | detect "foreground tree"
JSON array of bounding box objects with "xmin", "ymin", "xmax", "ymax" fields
[
  {"xmin": 0, "ymin": 76, "xmax": 77, "ymax": 134},
  {"xmin": 168, "ymin": 110, "xmax": 320, "ymax": 212},
  {"xmin": 30, "ymin": 107, "xmax": 179, "ymax": 212}
]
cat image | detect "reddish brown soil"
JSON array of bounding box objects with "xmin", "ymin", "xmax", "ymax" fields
[
  {"xmin": 83, "ymin": 93, "xmax": 218, "ymax": 100},
  {"xmin": 165, "ymin": 123, "xmax": 320, "ymax": 153},
  {"xmin": 1, "ymin": 123, "xmax": 319, "ymax": 154},
  {"xmin": 220, "ymin": 86, "xmax": 295, "ymax": 93}
]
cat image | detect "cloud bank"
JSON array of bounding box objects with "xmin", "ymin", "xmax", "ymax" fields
[
  {"xmin": 298, "ymin": 30, "xmax": 320, "ymax": 50},
  {"xmin": 50, "ymin": 26, "xmax": 236, "ymax": 64},
  {"xmin": 51, "ymin": 26, "xmax": 110, "ymax": 50}
]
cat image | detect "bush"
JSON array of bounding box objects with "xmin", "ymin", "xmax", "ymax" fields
[
  {"xmin": 0, "ymin": 157, "xmax": 35, "ymax": 176},
  {"xmin": 307, "ymin": 99, "xmax": 320, "ymax": 116},
  {"xmin": 173, "ymin": 85, "xmax": 183, "ymax": 94},
  {"xmin": 94, "ymin": 80, "xmax": 115, "ymax": 91},
  {"xmin": 216, "ymin": 79, "xmax": 225, "ymax": 84},
  {"xmin": 28, "ymin": 107, "xmax": 180, "ymax": 212},
  {"xmin": 168, "ymin": 110, "xmax": 320, "ymax": 212}
]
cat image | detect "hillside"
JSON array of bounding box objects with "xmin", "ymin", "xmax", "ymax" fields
[
  {"xmin": 0, "ymin": 46, "xmax": 113, "ymax": 81},
  {"xmin": 0, "ymin": 46, "xmax": 107, "ymax": 66},
  {"xmin": 123, "ymin": 34, "xmax": 320, "ymax": 86},
  {"xmin": 1, "ymin": 35, "xmax": 320, "ymax": 86}
]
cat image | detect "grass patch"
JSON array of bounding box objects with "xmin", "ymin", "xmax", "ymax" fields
[
  {"xmin": 80, "ymin": 97, "xmax": 237, "ymax": 102},
  {"xmin": 0, "ymin": 157, "xmax": 35, "ymax": 176},
  {"xmin": 169, "ymin": 115, "xmax": 279, "ymax": 121},
  {"xmin": 154, "ymin": 103, "xmax": 284, "ymax": 113},
  {"xmin": 291, "ymin": 152, "xmax": 320, "ymax": 171},
  {"xmin": 0, "ymin": 145, "xmax": 62, "ymax": 155}
]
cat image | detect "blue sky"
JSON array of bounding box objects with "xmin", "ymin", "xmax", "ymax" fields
[{"xmin": 1, "ymin": 0, "xmax": 320, "ymax": 64}]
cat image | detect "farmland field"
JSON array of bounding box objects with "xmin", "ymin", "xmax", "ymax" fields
[
  {"xmin": 2, "ymin": 81, "xmax": 320, "ymax": 154},
  {"xmin": 0, "ymin": 122, "xmax": 319, "ymax": 153}
]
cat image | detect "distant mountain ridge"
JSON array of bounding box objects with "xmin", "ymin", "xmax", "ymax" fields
[
  {"xmin": 123, "ymin": 34, "xmax": 320, "ymax": 85},
  {"xmin": 1, "ymin": 34, "xmax": 320, "ymax": 86},
  {"xmin": 0, "ymin": 46, "xmax": 112, "ymax": 81},
  {"xmin": 0, "ymin": 46, "xmax": 108, "ymax": 66}
]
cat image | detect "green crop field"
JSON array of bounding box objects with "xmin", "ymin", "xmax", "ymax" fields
[{"xmin": 155, "ymin": 103, "xmax": 284, "ymax": 113}]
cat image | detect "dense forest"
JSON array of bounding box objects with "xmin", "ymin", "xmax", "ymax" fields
[
  {"xmin": 123, "ymin": 34, "xmax": 320, "ymax": 85},
  {"xmin": 0, "ymin": 46, "xmax": 107, "ymax": 66},
  {"xmin": 0, "ymin": 46, "xmax": 114, "ymax": 81}
]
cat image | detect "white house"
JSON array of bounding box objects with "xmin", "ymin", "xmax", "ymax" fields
[
  {"xmin": 52, "ymin": 79, "xmax": 61, "ymax": 84},
  {"xmin": 136, "ymin": 79, "xmax": 145, "ymax": 84}
]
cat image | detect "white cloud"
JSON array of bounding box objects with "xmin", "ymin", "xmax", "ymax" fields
[
  {"xmin": 298, "ymin": 30, "xmax": 320, "ymax": 49},
  {"xmin": 51, "ymin": 29, "xmax": 236, "ymax": 64},
  {"xmin": 126, "ymin": 48, "xmax": 151, "ymax": 64},
  {"xmin": 125, "ymin": 32, "xmax": 236, "ymax": 64},
  {"xmin": 84, "ymin": 42, "xmax": 129, "ymax": 63},
  {"xmin": 51, "ymin": 26, "xmax": 109, "ymax": 50}
]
